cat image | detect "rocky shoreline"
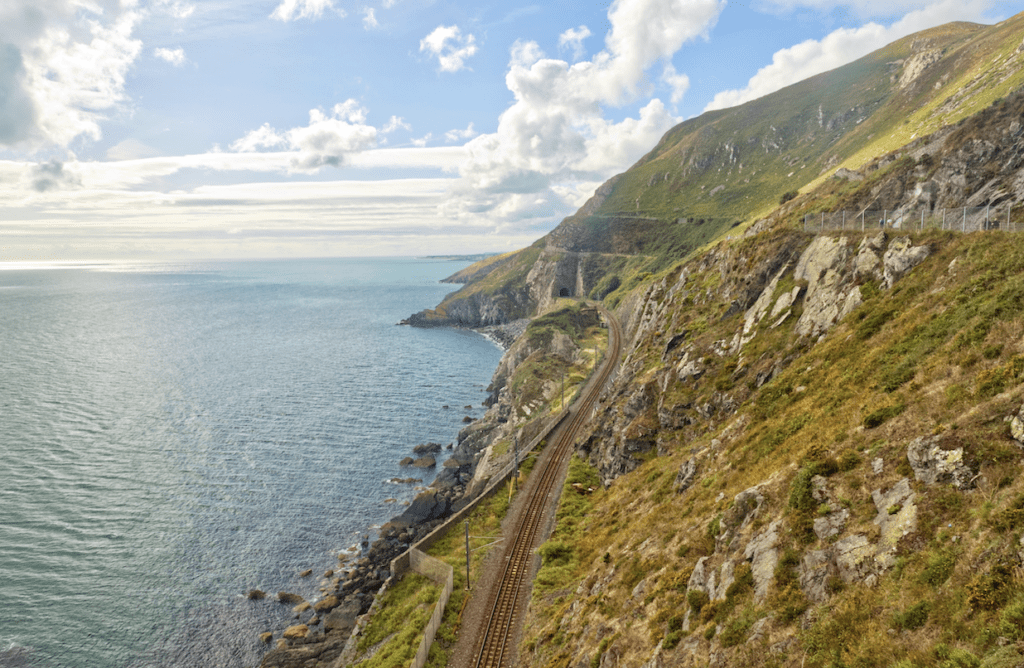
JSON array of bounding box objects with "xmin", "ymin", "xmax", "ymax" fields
[{"xmin": 257, "ymin": 404, "xmax": 506, "ymax": 667}]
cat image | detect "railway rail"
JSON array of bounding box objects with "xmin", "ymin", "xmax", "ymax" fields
[{"xmin": 471, "ymin": 304, "xmax": 623, "ymax": 668}]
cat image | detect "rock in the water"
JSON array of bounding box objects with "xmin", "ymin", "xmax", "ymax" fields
[
  {"xmin": 413, "ymin": 442, "xmax": 443, "ymax": 455},
  {"xmin": 324, "ymin": 600, "xmax": 361, "ymax": 633},
  {"xmin": 247, "ymin": 589, "xmax": 266, "ymax": 600},
  {"xmin": 282, "ymin": 624, "xmax": 308, "ymax": 640},
  {"xmin": 293, "ymin": 601, "xmax": 311, "ymax": 614},
  {"xmin": 299, "ymin": 569, "xmax": 313, "ymax": 577},
  {"xmin": 412, "ymin": 456, "xmax": 436, "ymax": 468},
  {"xmin": 277, "ymin": 592, "xmax": 304, "ymax": 605},
  {"xmin": 259, "ymin": 632, "xmax": 273, "ymax": 644},
  {"xmin": 313, "ymin": 595, "xmax": 339, "ymax": 613},
  {"xmin": 399, "ymin": 456, "xmax": 415, "ymax": 466}
]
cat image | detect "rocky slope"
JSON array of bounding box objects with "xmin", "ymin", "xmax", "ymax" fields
[{"xmin": 513, "ymin": 96, "xmax": 1024, "ymax": 668}]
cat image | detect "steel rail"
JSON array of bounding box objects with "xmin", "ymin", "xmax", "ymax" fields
[{"xmin": 472, "ymin": 305, "xmax": 622, "ymax": 668}]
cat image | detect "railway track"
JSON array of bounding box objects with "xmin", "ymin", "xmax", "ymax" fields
[{"xmin": 472, "ymin": 304, "xmax": 622, "ymax": 668}]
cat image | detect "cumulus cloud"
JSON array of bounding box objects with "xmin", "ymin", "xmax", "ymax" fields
[
  {"xmin": 154, "ymin": 47, "xmax": 187, "ymax": 66},
  {"xmin": 382, "ymin": 116, "xmax": 411, "ymax": 133},
  {"xmin": 420, "ymin": 25, "xmax": 478, "ymax": 72},
  {"xmin": 558, "ymin": 26, "xmax": 592, "ymax": 61},
  {"xmin": 270, "ymin": 0, "xmax": 342, "ymax": 22},
  {"xmin": 705, "ymin": 0, "xmax": 996, "ymax": 111},
  {"xmin": 107, "ymin": 138, "xmax": 162, "ymax": 161},
  {"xmin": 411, "ymin": 133, "xmax": 432, "ymax": 147},
  {"xmin": 661, "ymin": 63, "xmax": 690, "ymax": 105},
  {"xmin": 362, "ymin": 7, "xmax": 379, "ymax": 28},
  {"xmin": 231, "ymin": 99, "xmax": 378, "ymax": 172},
  {"xmin": 442, "ymin": 0, "xmax": 725, "ymax": 223},
  {"xmin": 0, "ymin": 0, "xmax": 142, "ymax": 150},
  {"xmin": 445, "ymin": 123, "xmax": 478, "ymax": 143}
]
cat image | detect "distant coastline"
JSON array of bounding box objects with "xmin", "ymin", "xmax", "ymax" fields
[{"xmin": 418, "ymin": 253, "xmax": 498, "ymax": 262}]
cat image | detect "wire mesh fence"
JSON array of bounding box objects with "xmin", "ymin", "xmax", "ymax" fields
[{"xmin": 803, "ymin": 205, "xmax": 1022, "ymax": 234}]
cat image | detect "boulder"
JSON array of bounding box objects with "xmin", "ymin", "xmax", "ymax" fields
[
  {"xmin": 282, "ymin": 624, "xmax": 308, "ymax": 640},
  {"xmin": 299, "ymin": 569, "xmax": 312, "ymax": 577},
  {"xmin": 399, "ymin": 457, "xmax": 415, "ymax": 466},
  {"xmin": 1010, "ymin": 404, "xmax": 1024, "ymax": 445},
  {"xmin": 906, "ymin": 435, "xmax": 973, "ymax": 489},
  {"xmin": 247, "ymin": 589, "xmax": 266, "ymax": 600},
  {"xmin": 292, "ymin": 602, "xmax": 310, "ymax": 614},
  {"xmin": 323, "ymin": 600, "xmax": 362, "ymax": 633},
  {"xmin": 799, "ymin": 550, "xmax": 833, "ymax": 603},
  {"xmin": 411, "ymin": 456, "xmax": 436, "ymax": 468},
  {"xmin": 313, "ymin": 595, "xmax": 340, "ymax": 613},
  {"xmin": 277, "ymin": 592, "xmax": 304, "ymax": 605},
  {"xmin": 413, "ymin": 442, "xmax": 443, "ymax": 454},
  {"xmin": 259, "ymin": 632, "xmax": 273, "ymax": 644}
]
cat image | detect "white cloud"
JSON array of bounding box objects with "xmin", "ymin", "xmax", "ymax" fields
[
  {"xmin": 661, "ymin": 63, "xmax": 690, "ymax": 105},
  {"xmin": 232, "ymin": 100, "xmax": 378, "ymax": 172},
  {"xmin": 382, "ymin": 116, "xmax": 411, "ymax": 133},
  {"xmin": 411, "ymin": 133, "xmax": 432, "ymax": 147},
  {"xmin": 381, "ymin": 0, "xmax": 397, "ymax": 7},
  {"xmin": 558, "ymin": 26, "xmax": 592, "ymax": 61},
  {"xmin": 270, "ymin": 0, "xmax": 341, "ymax": 22},
  {"xmin": 154, "ymin": 47, "xmax": 187, "ymax": 66},
  {"xmin": 445, "ymin": 123, "xmax": 478, "ymax": 143},
  {"xmin": 705, "ymin": 0, "xmax": 996, "ymax": 111},
  {"xmin": 0, "ymin": 0, "xmax": 143, "ymax": 150},
  {"xmin": 156, "ymin": 0, "xmax": 196, "ymax": 19},
  {"xmin": 420, "ymin": 25, "xmax": 478, "ymax": 73},
  {"xmin": 362, "ymin": 7, "xmax": 379, "ymax": 28},
  {"xmin": 441, "ymin": 0, "xmax": 725, "ymax": 223}
]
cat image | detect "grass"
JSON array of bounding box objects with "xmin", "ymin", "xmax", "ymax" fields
[{"xmin": 352, "ymin": 572, "xmax": 439, "ymax": 668}]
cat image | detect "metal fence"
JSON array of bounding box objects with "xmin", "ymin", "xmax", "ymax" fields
[
  {"xmin": 803, "ymin": 205, "xmax": 1022, "ymax": 234},
  {"xmin": 408, "ymin": 549, "xmax": 453, "ymax": 668}
]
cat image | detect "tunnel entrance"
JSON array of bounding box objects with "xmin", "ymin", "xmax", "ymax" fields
[{"xmin": 558, "ymin": 287, "xmax": 570, "ymax": 297}]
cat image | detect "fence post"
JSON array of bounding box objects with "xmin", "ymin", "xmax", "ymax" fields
[
  {"xmin": 1009, "ymin": 205, "xmax": 1013, "ymax": 232},
  {"xmin": 963, "ymin": 207, "xmax": 966, "ymax": 232},
  {"xmin": 920, "ymin": 209, "xmax": 924, "ymax": 231},
  {"xmin": 986, "ymin": 204, "xmax": 990, "ymax": 230},
  {"xmin": 821, "ymin": 211, "xmax": 824, "ymax": 233},
  {"xmin": 861, "ymin": 210, "xmax": 865, "ymax": 232},
  {"xmin": 842, "ymin": 210, "xmax": 846, "ymax": 231},
  {"xmin": 942, "ymin": 208, "xmax": 945, "ymax": 230},
  {"xmin": 883, "ymin": 209, "xmax": 887, "ymax": 229}
]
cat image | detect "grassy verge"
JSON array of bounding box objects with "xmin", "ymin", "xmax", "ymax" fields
[{"xmin": 351, "ymin": 572, "xmax": 440, "ymax": 668}]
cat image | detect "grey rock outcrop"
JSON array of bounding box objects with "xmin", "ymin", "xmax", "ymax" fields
[
  {"xmin": 906, "ymin": 434, "xmax": 974, "ymax": 488},
  {"xmin": 882, "ymin": 237, "xmax": 930, "ymax": 288},
  {"xmin": 743, "ymin": 520, "xmax": 781, "ymax": 602}
]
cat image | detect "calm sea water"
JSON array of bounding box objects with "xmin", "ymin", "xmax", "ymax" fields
[{"xmin": 0, "ymin": 258, "xmax": 502, "ymax": 668}]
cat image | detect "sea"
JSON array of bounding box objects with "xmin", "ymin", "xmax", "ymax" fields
[{"xmin": 0, "ymin": 257, "xmax": 503, "ymax": 668}]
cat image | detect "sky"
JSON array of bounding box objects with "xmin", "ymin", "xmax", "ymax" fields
[{"xmin": 0, "ymin": 0, "xmax": 1020, "ymax": 261}]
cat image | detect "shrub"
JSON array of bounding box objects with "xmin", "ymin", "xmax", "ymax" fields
[
  {"xmin": 780, "ymin": 190, "xmax": 799, "ymax": 204},
  {"xmin": 918, "ymin": 549, "xmax": 956, "ymax": 587},
  {"xmin": 998, "ymin": 593, "xmax": 1024, "ymax": 640},
  {"xmin": 864, "ymin": 403, "xmax": 906, "ymax": 429},
  {"xmin": 688, "ymin": 589, "xmax": 710, "ymax": 614},
  {"xmin": 892, "ymin": 600, "xmax": 930, "ymax": 630},
  {"xmin": 967, "ymin": 563, "xmax": 1014, "ymax": 610}
]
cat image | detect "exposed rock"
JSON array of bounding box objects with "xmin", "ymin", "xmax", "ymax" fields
[
  {"xmin": 675, "ymin": 458, "xmax": 698, "ymax": 494},
  {"xmin": 412, "ymin": 442, "xmax": 443, "ymax": 455},
  {"xmin": 906, "ymin": 435, "xmax": 974, "ymax": 489},
  {"xmin": 872, "ymin": 478, "xmax": 917, "ymax": 564},
  {"xmin": 872, "ymin": 457, "xmax": 884, "ymax": 475},
  {"xmin": 813, "ymin": 508, "xmax": 850, "ymax": 540},
  {"xmin": 723, "ymin": 487, "xmax": 763, "ymax": 530},
  {"xmin": 324, "ymin": 600, "xmax": 361, "ymax": 633},
  {"xmin": 744, "ymin": 520, "xmax": 781, "ymax": 602},
  {"xmin": 259, "ymin": 632, "xmax": 273, "ymax": 644},
  {"xmin": 794, "ymin": 236, "xmax": 863, "ymax": 338},
  {"xmin": 299, "ymin": 569, "xmax": 313, "ymax": 578},
  {"xmin": 799, "ymin": 550, "xmax": 834, "ymax": 603},
  {"xmin": 1010, "ymin": 404, "xmax": 1024, "ymax": 445},
  {"xmin": 293, "ymin": 602, "xmax": 311, "ymax": 614},
  {"xmin": 411, "ymin": 456, "xmax": 436, "ymax": 468},
  {"xmin": 282, "ymin": 624, "xmax": 309, "ymax": 640},
  {"xmin": 712, "ymin": 560, "xmax": 735, "ymax": 602},
  {"xmin": 313, "ymin": 595, "xmax": 339, "ymax": 613},
  {"xmin": 687, "ymin": 557, "xmax": 710, "ymax": 594},
  {"xmin": 833, "ymin": 534, "xmax": 875, "ymax": 583},
  {"xmin": 882, "ymin": 236, "xmax": 930, "ymax": 288},
  {"xmin": 247, "ymin": 589, "xmax": 266, "ymax": 600},
  {"xmin": 277, "ymin": 592, "xmax": 304, "ymax": 605},
  {"xmin": 398, "ymin": 457, "xmax": 415, "ymax": 466},
  {"xmin": 834, "ymin": 167, "xmax": 864, "ymax": 182}
]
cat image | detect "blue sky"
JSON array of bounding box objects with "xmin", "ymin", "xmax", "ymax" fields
[{"xmin": 0, "ymin": 0, "xmax": 1019, "ymax": 261}]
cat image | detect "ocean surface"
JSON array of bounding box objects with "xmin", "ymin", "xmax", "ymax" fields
[{"xmin": 0, "ymin": 258, "xmax": 503, "ymax": 668}]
